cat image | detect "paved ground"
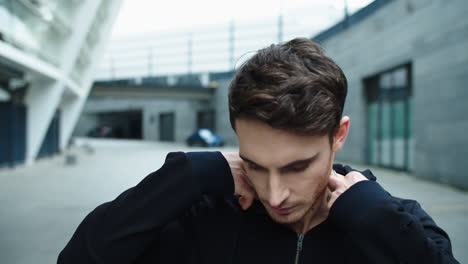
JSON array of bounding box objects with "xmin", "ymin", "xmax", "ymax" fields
[{"xmin": 0, "ymin": 138, "xmax": 467, "ymax": 263}]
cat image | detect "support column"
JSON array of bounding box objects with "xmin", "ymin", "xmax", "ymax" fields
[
  {"xmin": 24, "ymin": 78, "xmax": 64, "ymax": 164},
  {"xmin": 60, "ymin": 0, "xmax": 124, "ymax": 150}
]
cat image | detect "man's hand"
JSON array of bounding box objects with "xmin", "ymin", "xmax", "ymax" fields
[
  {"xmin": 222, "ymin": 152, "xmax": 257, "ymax": 210},
  {"xmin": 327, "ymin": 170, "xmax": 368, "ymax": 209}
]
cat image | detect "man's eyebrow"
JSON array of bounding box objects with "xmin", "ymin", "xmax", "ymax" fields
[
  {"xmin": 280, "ymin": 154, "xmax": 319, "ymax": 169},
  {"xmin": 239, "ymin": 154, "xmax": 319, "ymax": 170},
  {"xmin": 239, "ymin": 155, "xmax": 264, "ymax": 168},
  {"xmin": 239, "ymin": 155, "xmax": 271, "ymax": 171}
]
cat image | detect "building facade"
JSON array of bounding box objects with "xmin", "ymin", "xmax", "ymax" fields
[
  {"xmin": 0, "ymin": 0, "xmax": 122, "ymax": 166},
  {"xmin": 74, "ymin": 75, "xmax": 217, "ymax": 143},
  {"xmin": 313, "ymin": 0, "xmax": 468, "ymax": 188}
]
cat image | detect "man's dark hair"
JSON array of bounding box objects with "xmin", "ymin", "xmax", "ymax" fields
[{"xmin": 228, "ymin": 38, "xmax": 347, "ymax": 143}]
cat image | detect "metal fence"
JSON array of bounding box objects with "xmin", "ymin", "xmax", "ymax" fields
[{"xmin": 96, "ymin": 6, "xmax": 348, "ymax": 80}]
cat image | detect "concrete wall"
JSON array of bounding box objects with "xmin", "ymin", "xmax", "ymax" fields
[
  {"xmin": 75, "ymin": 96, "xmax": 211, "ymax": 143},
  {"xmin": 318, "ymin": 0, "xmax": 468, "ymax": 188}
]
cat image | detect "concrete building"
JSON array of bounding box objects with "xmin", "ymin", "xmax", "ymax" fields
[
  {"xmin": 312, "ymin": 0, "xmax": 468, "ymax": 188},
  {"xmin": 0, "ymin": 0, "xmax": 122, "ymax": 167},
  {"xmin": 74, "ymin": 75, "xmax": 217, "ymax": 143},
  {"xmin": 74, "ymin": 72, "xmax": 238, "ymax": 146}
]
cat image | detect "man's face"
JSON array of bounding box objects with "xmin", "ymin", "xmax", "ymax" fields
[{"xmin": 236, "ymin": 118, "xmax": 344, "ymax": 225}]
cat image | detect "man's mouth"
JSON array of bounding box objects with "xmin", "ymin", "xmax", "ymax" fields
[{"xmin": 270, "ymin": 206, "xmax": 293, "ymax": 215}]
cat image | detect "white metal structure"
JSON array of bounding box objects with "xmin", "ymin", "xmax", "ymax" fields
[{"xmin": 0, "ymin": 0, "xmax": 123, "ymax": 164}]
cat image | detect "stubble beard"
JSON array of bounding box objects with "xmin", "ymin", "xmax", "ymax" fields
[
  {"xmin": 264, "ymin": 186, "xmax": 329, "ymax": 229},
  {"xmin": 265, "ymin": 204, "xmax": 309, "ymax": 225}
]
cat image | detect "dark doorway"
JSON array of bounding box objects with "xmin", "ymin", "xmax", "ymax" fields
[
  {"xmin": 197, "ymin": 110, "xmax": 215, "ymax": 131},
  {"xmin": 93, "ymin": 110, "xmax": 143, "ymax": 139},
  {"xmin": 129, "ymin": 116, "xmax": 142, "ymax": 139},
  {"xmin": 159, "ymin": 112, "xmax": 175, "ymax": 142},
  {"xmin": 0, "ymin": 102, "xmax": 27, "ymax": 167}
]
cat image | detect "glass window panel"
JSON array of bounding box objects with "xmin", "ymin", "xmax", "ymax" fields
[
  {"xmin": 408, "ymin": 98, "xmax": 414, "ymax": 171},
  {"xmin": 380, "ymin": 101, "xmax": 391, "ymax": 166},
  {"xmin": 407, "ymin": 98, "xmax": 413, "ymax": 138},
  {"xmin": 393, "ymin": 138, "xmax": 405, "ymax": 168},
  {"xmin": 393, "ymin": 101, "xmax": 406, "ymax": 139},
  {"xmin": 368, "ymin": 102, "xmax": 379, "ymax": 165},
  {"xmin": 366, "ymin": 65, "xmax": 412, "ymax": 170},
  {"xmin": 392, "ymin": 100, "xmax": 406, "ymax": 169}
]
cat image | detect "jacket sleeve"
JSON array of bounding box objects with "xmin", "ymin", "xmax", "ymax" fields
[
  {"xmin": 328, "ymin": 181, "xmax": 459, "ymax": 264},
  {"xmin": 57, "ymin": 151, "xmax": 234, "ymax": 264}
]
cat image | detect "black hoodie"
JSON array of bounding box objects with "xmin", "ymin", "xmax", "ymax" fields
[{"xmin": 58, "ymin": 152, "xmax": 459, "ymax": 264}]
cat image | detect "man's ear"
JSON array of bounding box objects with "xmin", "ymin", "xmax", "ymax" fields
[{"xmin": 332, "ymin": 116, "xmax": 350, "ymax": 153}]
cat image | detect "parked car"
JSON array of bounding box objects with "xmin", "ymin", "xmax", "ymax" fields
[{"xmin": 186, "ymin": 129, "xmax": 225, "ymax": 147}]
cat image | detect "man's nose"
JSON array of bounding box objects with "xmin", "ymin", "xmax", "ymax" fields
[{"xmin": 267, "ymin": 173, "xmax": 289, "ymax": 208}]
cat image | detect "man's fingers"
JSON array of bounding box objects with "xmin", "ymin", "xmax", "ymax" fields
[
  {"xmin": 237, "ymin": 177, "xmax": 257, "ymax": 210},
  {"xmin": 327, "ymin": 171, "xmax": 368, "ymax": 209},
  {"xmin": 239, "ymin": 194, "xmax": 254, "ymax": 210},
  {"xmin": 327, "ymin": 172, "xmax": 341, "ymax": 191},
  {"xmin": 327, "ymin": 171, "xmax": 346, "ymax": 209},
  {"xmin": 345, "ymin": 171, "xmax": 368, "ymax": 183}
]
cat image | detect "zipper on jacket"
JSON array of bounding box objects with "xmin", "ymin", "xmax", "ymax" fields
[{"xmin": 294, "ymin": 234, "xmax": 305, "ymax": 264}]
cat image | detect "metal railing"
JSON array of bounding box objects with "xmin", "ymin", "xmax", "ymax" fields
[{"xmin": 96, "ymin": 6, "xmax": 348, "ymax": 80}]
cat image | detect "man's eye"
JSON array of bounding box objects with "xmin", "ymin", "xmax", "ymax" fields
[
  {"xmin": 290, "ymin": 165, "xmax": 308, "ymax": 172},
  {"xmin": 248, "ymin": 163, "xmax": 261, "ymax": 170}
]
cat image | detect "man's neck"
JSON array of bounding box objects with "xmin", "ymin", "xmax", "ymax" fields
[{"xmin": 288, "ymin": 189, "xmax": 330, "ymax": 234}]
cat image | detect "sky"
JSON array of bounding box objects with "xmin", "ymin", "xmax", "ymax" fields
[{"xmin": 111, "ymin": 0, "xmax": 374, "ymax": 37}]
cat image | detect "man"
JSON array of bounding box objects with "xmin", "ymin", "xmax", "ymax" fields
[{"xmin": 58, "ymin": 38, "xmax": 458, "ymax": 263}]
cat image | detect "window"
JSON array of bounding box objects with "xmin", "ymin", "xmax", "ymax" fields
[{"xmin": 364, "ymin": 64, "xmax": 413, "ymax": 171}]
